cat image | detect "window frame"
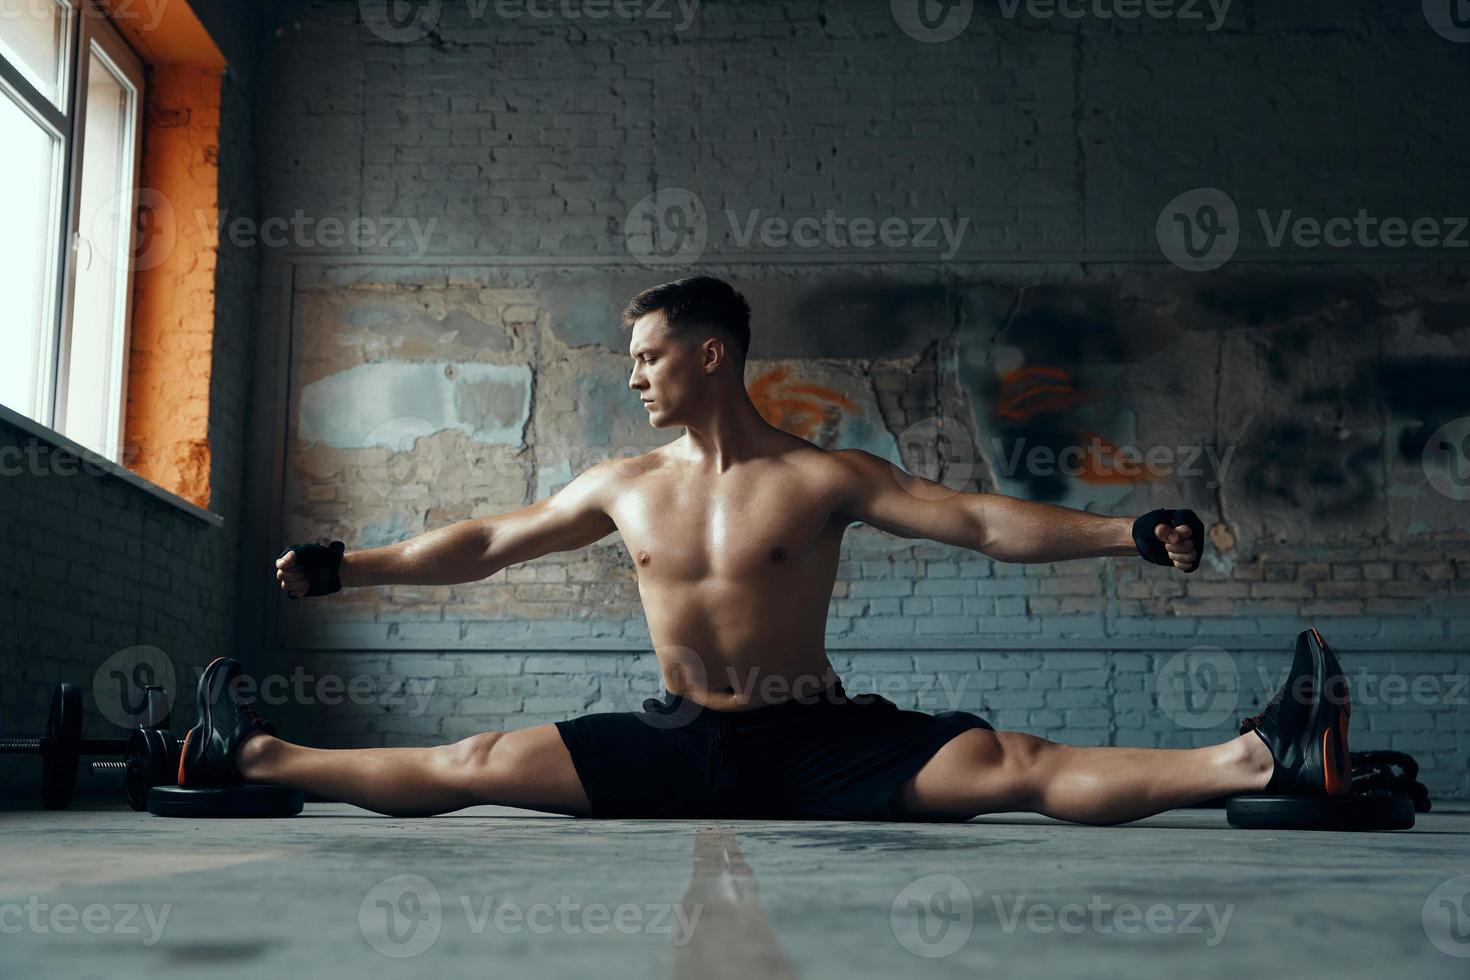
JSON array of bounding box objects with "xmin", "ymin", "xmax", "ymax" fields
[
  {"xmin": 53, "ymin": 9, "xmax": 146, "ymax": 462},
  {"xmin": 0, "ymin": 0, "xmax": 145, "ymax": 464},
  {"xmin": 0, "ymin": 0, "xmax": 72, "ymax": 429}
]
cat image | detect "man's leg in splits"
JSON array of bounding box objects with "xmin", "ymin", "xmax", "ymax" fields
[
  {"xmin": 896, "ymin": 728, "xmax": 1274, "ymax": 824},
  {"xmin": 235, "ymin": 724, "xmax": 1268, "ymax": 825},
  {"xmin": 893, "ymin": 625, "xmax": 1352, "ymax": 822},
  {"xmin": 898, "ymin": 627, "xmax": 1350, "ymax": 823},
  {"xmin": 225, "ymin": 632, "xmax": 1342, "ymax": 825},
  {"xmin": 234, "ymin": 726, "xmax": 591, "ymax": 818}
]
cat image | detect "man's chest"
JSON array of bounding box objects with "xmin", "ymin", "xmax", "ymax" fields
[{"xmin": 608, "ymin": 470, "xmax": 841, "ymax": 579}]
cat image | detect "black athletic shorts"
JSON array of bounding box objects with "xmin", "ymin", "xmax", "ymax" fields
[{"xmin": 554, "ymin": 682, "xmax": 993, "ymax": 820}]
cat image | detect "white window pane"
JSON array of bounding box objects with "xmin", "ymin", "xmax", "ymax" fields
[
  {"xmin": 0, "ymin": 89, "xmax": 63, "ymax": 420},
  {"xmin": 0, "ymin": 0, "xmax": 71, "ymax": 108},
  {"xmin": 63, "ymin": 46, "xmax": 136, "ymax": 459}
]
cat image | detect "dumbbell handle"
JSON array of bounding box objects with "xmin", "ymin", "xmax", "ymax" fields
[
  {"xmin": 0, "ymin": 736, "xmax": 131, "ymax": 755},
  {"xmin": 90, "ymin": 760, "xmax": 128, "ymax": 773},
  {"xmin": 0, "ymin": 738, "xmax": 42, "ymax": 752}
]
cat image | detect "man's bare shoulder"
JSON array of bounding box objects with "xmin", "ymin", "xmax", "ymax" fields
[
  {"xmin": 800, "ymin": 445, "xmax": 887, "ymax": 478},
  {"xmin": 584, "ymin": 445, "xmax": 676, "ymax": 487},
  {"xmin": 776, "ymin": 443, "xmax": 892, "ymax": 512},
  {"xmin": 546, "ymin": 451, "xmax": 664, "ymax": 517}
]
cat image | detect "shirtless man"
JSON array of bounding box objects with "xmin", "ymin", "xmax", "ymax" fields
[{"xmin": 178, "ymin": 275, "xmax": 1351, "ymax": 823}]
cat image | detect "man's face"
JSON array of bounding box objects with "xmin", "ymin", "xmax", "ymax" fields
[{"xmin": 628, "ymin": 312, "xmax": 702, "ymax": 428}]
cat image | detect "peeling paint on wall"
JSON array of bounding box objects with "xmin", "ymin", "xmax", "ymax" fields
[
  {"xmin": 298, "ymin": 362, "xmax": 532, "ymax": 449},
  {"xmin": 279, "ymin": 271, "xmax": 1470, "ymax": 641}
]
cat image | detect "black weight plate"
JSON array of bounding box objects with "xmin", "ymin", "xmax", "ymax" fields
[
  {"xmin": 1226, "ymin": 794, "xmax": 1415, "ymax": 831},
  {"xmin": 147, "ymin": 784, "xmax": 305, "ymax": 818},
  {"xmin": 41, "ymin": 684, "xmax": 82, "ymax": 810},
  {"xmin": 125, "ymin": 729, "xmax": 177, "ymax": 812}
]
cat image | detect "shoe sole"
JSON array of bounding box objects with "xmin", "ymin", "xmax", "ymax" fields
[
  {"xmin": 177, "ymin": 656, "xmax": 227, "ymax": 786},
  {"xmin": 1310, "ymin": 628, "xmax": 1352, "ymax": 796}
]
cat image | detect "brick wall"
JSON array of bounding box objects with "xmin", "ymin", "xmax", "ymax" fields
[
  {"xmin": 234, "ymin": 0, "xmax": 1470, "ymax": 800},
  {"xmin": 0, "ymin": 4, "xmax": 260, "ymax": 803}
]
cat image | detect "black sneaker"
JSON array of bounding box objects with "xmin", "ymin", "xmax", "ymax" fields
[
  {"xmin": 177, "ymin": 658, "xmax": 276, "ymax": 787},
  {"xmin": 1238, "ymin": 628, "xmax": 1351, "ymax": 796}
]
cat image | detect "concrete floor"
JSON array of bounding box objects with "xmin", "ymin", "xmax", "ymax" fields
[{"xmin": 2, "ymin": 802, "xmax": 1467, "ymax": 979}]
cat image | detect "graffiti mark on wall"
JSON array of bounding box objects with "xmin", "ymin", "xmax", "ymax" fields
[
  {"xmin": 994, "ymin": 366, "xmax": 1096, "ymax": 422},
  {"xmin": 988, "ymin": 364, "xmax": 1157, "ymax": 494},
  {"xmin": 1236, "ymin": 420, "xmax": 1381, "ymax": 520},
  {"xmin": 749, "ymin": 368, "xmax": 859, "ymax": 444},
  {"xmin": 1380, "ymin": 357, "xmax": 1470, "ymax": 460}
]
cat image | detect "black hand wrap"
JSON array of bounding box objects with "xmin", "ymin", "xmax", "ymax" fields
[
  {"xmin": 279, "ymin": 540, "xmax": 345, "ymax": 598},
  {"xmin": 1131, "ymin": 508, "xmax": 1204, "ymax": 572}
]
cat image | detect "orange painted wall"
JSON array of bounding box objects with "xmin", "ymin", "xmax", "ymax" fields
[{"xmin": 122, "ymin": 64, "xmax": 221, "ymax": 509}]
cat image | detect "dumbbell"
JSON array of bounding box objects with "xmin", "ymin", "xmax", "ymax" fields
[
  {"xmin": 0, "ymin": 683, "xmax": 172, "ymax": 809},
  {"xmin": 88, "ymin": 729, "xmax": 183, "ymax": 811}
]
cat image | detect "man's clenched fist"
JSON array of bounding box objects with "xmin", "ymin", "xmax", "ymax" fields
[
  {"xmin": 275, "ymin": 550, "xmax": 308, "ymax": 598},
  {"xmin": 275, "ymin": 541, "xmax": 345, "ymax": 599},
  {"xmin": 1152, "ymin": 521, "xmax": 1199, "ymax": 573},
  {"xmin": 1131, "ymin": 508, "xmax": 1204, "ymax": 573}
]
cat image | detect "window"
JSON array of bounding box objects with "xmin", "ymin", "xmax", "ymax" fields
[{"xmin": 0, "ymin": 1, "xmax": 143, "ymax": 464}]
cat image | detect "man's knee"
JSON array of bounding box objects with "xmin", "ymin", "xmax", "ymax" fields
[
  {"xmin": 987, "ymin": 731, "xmax": 1052, "ymax": 809},
  {"xmin": 995, "ymin": 731, "xmax": 1048, "ymax": 770},
  {"xmin": 442, "ymin": 731, "xmax": 508, "ymax": 775}
]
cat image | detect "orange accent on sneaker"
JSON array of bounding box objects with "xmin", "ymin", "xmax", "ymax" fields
[
  {"xmin": 177, "ymin": 728, "xmax": 195, "ymax": 786},
  {"xmin": 1322, "ymin": 715, "xmax": 1351, "ymax": 796}
]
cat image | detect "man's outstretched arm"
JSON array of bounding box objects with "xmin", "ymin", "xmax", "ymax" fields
[
  {"xmin": 277, "ymin": 462, "xmax": 618, "ymax": 596},
  {"xmin": 828, "ymin": 448, "xmax": 1200, "ymax": 572}
]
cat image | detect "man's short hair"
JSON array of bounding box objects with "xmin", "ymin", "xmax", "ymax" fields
[{"xmin": 621, "ymin": 276, "xmax": 752, "ymax": 361}]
